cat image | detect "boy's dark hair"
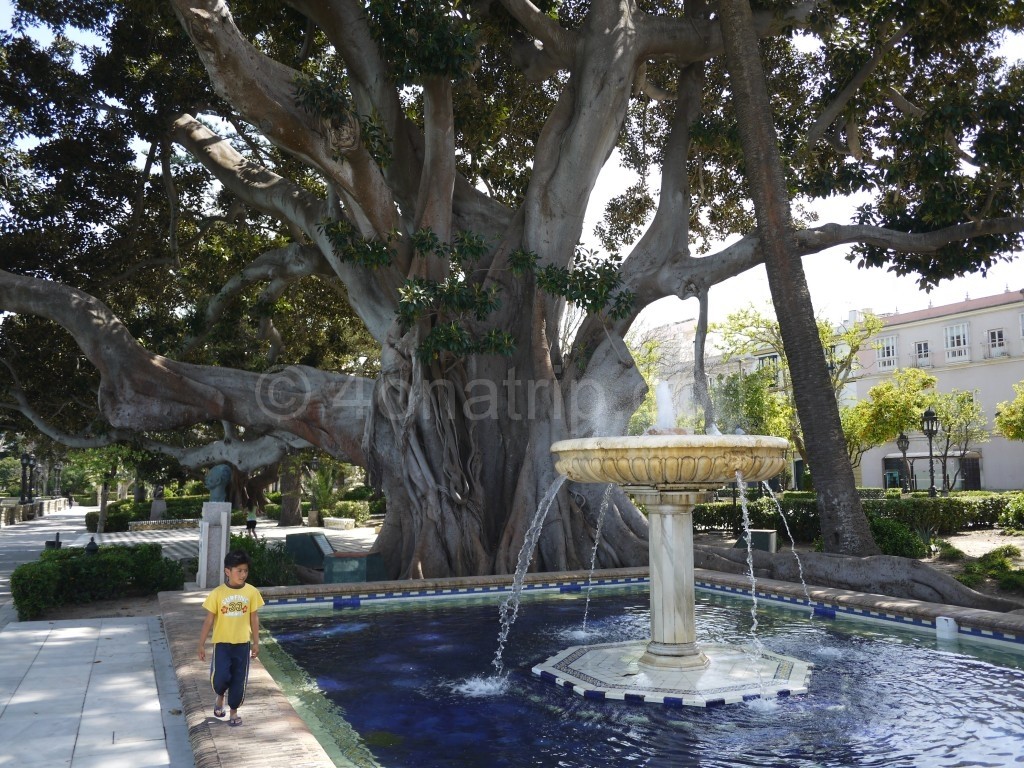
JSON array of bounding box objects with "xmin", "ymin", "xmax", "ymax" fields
[{"xmin": 224, "ymin": 550, "xmax": 251, "ymax": 568}]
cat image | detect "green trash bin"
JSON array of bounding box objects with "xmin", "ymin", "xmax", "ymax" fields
[{"xmin": 324, "ymin": 552, "xmax": 387, "ymax": 583}]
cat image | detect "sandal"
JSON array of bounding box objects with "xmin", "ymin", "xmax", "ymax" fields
[
  {"xmin": 229, "ymin": 716, "xmax": 243, "ymax": 727},
  {"xmin": 213, "ymin": 700, "xmax": 226, "ymax": 718}
]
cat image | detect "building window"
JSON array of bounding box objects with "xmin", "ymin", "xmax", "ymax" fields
[
  {"xmin": 875, "ymin": 335, "xmax": 897, "ymax": 370},
  {"xmin": 987, "ymin": 328, "xmax": 1006, "ymax": 358},
  {"xmin": 757, "ymin": 354, "xmax": 781, "ymax": 387},
  {"xmin": 914, "ymin": 341, "xmax": 931, "ymax": 367},
  {"xmin": 944, "ymin": 323, "xmax": 969, "ymax": 361}
]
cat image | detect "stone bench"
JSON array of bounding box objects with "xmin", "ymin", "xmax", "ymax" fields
[
  {"xmin": 322, "ymin": 516, "xmax": 356, "ymax": 530},
  {"xmin": 128, "ymin": 519, "xmax": 200, "ymax": 531}
]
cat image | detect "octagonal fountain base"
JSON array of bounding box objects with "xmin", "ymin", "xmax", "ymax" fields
[{"xmin": 533, "ymin": 640, "xmax": 812, "ymax": 707}]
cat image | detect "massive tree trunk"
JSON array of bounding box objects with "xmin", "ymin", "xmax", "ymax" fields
[{"xmin": 718, "ymin": 0, "xmax": 878, "ymax": 555}]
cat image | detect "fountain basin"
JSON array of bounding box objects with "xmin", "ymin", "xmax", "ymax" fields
[{"xmin": 551, "ymin": 434, "xmax": 789, "ymax": 489}]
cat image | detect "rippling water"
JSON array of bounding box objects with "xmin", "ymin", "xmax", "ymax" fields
[{"xmin": 261, "ymin": 588, "xmax": 1024, "ymax": 768}]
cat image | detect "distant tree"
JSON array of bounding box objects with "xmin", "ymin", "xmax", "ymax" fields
[
  {"xmin": 994, "ymin": 383, "xmax": 1024, "ymax": 441},
  {"xmin": 624, "ymin": 333, "xmax": 663, "ymax": 435},
  {"xmin": 932, "ymin": 390, "xmax": 989, "ymax": 493},
  {"xmin": 713, "ymin": 305, "xmax": 883, "ymax": 464},
  {"xmin": 711, "ymin": 366, "xmax": 790, "ymax": 439},
  {"xmin": 842, "ymin": 368, "xmax": 936, "ymax": 468}
]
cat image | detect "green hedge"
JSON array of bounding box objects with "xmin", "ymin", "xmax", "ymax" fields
[
  {"xmin": 694, "ymin": 493, "xmax": 1010, "ymax": 544},
  {"xmin": 86, "ymin": 495, "xmax": 208, "ymax": 532},
  {"xmin": 11, "ymin": 543, "xmax": 184, "ymax": 620},
  {"xmin": 227, "ymin": 534, "xmax": 300, "ymax": 587}
]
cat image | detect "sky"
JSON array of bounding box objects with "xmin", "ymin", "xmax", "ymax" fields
[{"xmin": 3, "ymin": 1, "xmax": 1022, "ymax": 331}]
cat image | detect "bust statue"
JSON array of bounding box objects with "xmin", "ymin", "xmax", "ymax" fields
[{"xmin": 204, "ymin": 464, "xmax": 233, "ymax": 502}]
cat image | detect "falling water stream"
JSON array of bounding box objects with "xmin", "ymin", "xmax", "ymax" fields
[
  {"xmin": 580, "ymin": 484, "xmax": 615, "ymax": 633},
  {"xmin": 491, "ymin": 474, "xmax": 568, "ymax": 675},
  {"xmin": 761, "ymin": 482, "xmax": 813, "ymax": 605}
]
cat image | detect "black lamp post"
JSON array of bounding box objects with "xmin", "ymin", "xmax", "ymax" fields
[
  {"xmin": 27, "ymin": 454, "xmax": 36, "ymax": 504},
  {"xmin": 54, "ymin": 461, "xmax": 63, "ymax": 497},
  {"xmin": 921, "ymin": 407, "xmax": 939, "ymax": 498},
  {"xmin": 896, "ymin": 432, "xmax": 910, "ymax": 493},
  {"xmin": 19, "ymin": 453, "xmax": 29, "ymax": 504}
]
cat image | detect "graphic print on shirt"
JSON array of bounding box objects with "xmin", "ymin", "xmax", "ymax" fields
[{"xmin": 220, "ymin": 596, "xmax": 251, "ymax": 617}]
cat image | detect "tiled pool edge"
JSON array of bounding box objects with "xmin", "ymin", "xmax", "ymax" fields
[{"xmin": 159, "ymin": 567, "xmax": 1024, "ymax": 768}]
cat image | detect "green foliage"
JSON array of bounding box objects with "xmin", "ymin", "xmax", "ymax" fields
[
  {"xmin": 332, "ymin": 500, "xmax": 371, "ymax": 525},
  {"xmin": 933, "ymin": 539, "xmax": 966, "ymax": 561},
  {"xmin": 227, "ymin": 534, "xmax": 300, "ymax": 587},
  {"xmin": 957, "ymin": 545, "xmax": 1024, "ymax": 594},
  {"xmin": 998, "ymin": 493, "xmax": 1024, "ymax": 530},
  {"xmin": 868, "ymin": 516, "xmax": 928, "ymax": 558},
  {"xmin": 85, "ymin": 495, "xmax": 206, "ymax": 531},
  {"xmin": 11, "ymin": 543, "xmax": 184, "ymax": 620},
  {"xmin": 994, "ymin": 383, "xmax": 1024, "ymax": 441},
  {"xmin": 864, "ymin": 495, "xmax": 1008, "ymax": 537},
  {"xmin": 513, "ymin": 247, "xmax": 634, "ymax": 321},
  {"xmin": 318, "ymin": 219, "xmax": 396, "ymax": 268},
  {"xmin": 695, "ymin": 492, "xmax": 1013, "ymax": 547},
  {"xmin": 624, "ymin": 334, "xmax": 662, "ymax": 435},
  {"xmin": 341, "ymin": 485, "xmax": 376, "ymax": 501},
  {"xmin": 366, "ymin": 0, "xmax": 478, "ymax": 84},
  {"xmin": 693, "ymin": 497, "xmax": 821, "ymax": 542},
  {"xmin": 843, "ymin": 368, "xmax": 936, "ymax": 468}
]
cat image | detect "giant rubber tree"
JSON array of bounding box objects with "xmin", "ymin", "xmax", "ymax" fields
[{"xmin": 1, "ymin": 0, "xmax": 1022, "ymax": 578}]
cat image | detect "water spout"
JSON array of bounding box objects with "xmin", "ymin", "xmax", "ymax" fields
[{"xmin": 492, "ymin": 474, "xmax": 568, "ymax": 675}]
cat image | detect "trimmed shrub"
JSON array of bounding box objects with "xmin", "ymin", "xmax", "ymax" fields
[
  {"xmin": 869, "ymin": 517, "xmax": 928, "ymax": 558},
  {"xmin": 228, "ymin": 534, "xmax": 300, "ymax": 587},
  {"xmin": 341, "ymin": 485, "xmax": 375, "ymax": 501},
  {"xmin": 857, "ymin": 487, "xmax": 887, "ymax": 500},
  {"xmin": 11, "ymin": 543, "xmax": 184, "ymax": 620},
  {"xmin": 333, "ymin": 500, "xmax": 371, "ymax": 525},
  {"xmin": 998, "ymin": 493, "xmax": 1024, "ymax": 530}
]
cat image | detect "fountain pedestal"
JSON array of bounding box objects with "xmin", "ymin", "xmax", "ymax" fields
[
  {"xmin": 533, "ymin": 434, "xmax": 812, "ymax": 706},
  {"xmin": 636, "ymin": 490, "xmax": 708, "ymax": 670}
]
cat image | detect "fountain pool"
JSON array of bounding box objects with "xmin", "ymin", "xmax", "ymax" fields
[{"xmin": 260, "ymin": 585, "xmax": 1024, "ymax": 768}]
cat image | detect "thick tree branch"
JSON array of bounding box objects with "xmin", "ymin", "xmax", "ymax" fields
[
  {"xmin": 181, "ymin": 243, "xmax": 332, "ymax": 355},
  {"xmin": 415, "ymin": 77, "xmax": 456, "ymax": 242},
  {"xmin": 169, "ymin": 0, "xmax": 398, "ymax": 240},
  {"xmin": 807, "ymin": 25, "xmax": 908, "ymax": 147},
  {"xmin": 639, "ymin": 3, "xmax": 815, "ymax": 60},
  {"xmin": 499, "ymin": 0, "xmax": 575, "ymax": 58},
  {"xmin": 0, "ymin": 269, "xmax": 372, "ymax": 462},
  {"xmin": 796, "ymin": 218, "xmax": 1024, "ymax": 254},
  {"xmin": 171, "ymin": 114, "xmax": 401, "ymax": 338}
]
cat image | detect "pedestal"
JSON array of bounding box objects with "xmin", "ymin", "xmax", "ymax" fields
[
  {"xmin": 198, "ymin": 502, "xmax": 231, "ymax": 589},
  {"xmin": 635, "ymin": 490, "xmax": 709, "ymax": 670}
]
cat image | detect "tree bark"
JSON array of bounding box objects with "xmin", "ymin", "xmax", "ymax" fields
[{"xmin": 717, "ymin": 0, "xmax": 878, "ymax": 555}]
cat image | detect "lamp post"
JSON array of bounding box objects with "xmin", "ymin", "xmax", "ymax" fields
[
  {"xmin": 54, "ymin": 461, "xmax": 63, "ymax": 497},
  {"xmin": 896, "ymin": 432, "xmax": 910, "ymax": 493},
  {"xmin": 27, "ymin": 454, "xmax": 36, "ymax": 504},
  {"xmin": 19, "ymin": 453, "xmax": 29, "ymax": 504},
  {"xmin": 921, "ymin": 407, "xmax": 939, "ymax": 498}
]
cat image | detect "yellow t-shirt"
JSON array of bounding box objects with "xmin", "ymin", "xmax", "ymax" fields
[{"xmin": 202, "ymin": 583, "xmax": 265, "ymax": 644}]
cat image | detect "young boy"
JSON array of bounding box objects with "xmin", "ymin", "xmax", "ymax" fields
[{"xmin": 197, "ymin": 550, "xmax": 265, "ymax": 726}]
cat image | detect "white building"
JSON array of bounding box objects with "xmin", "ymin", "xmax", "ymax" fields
[{"xmin": 854, "ymin": 289, "xmax": 1024, "ymax": 491}]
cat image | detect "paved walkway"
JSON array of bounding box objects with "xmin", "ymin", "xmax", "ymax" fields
[{"xmin": 0, "ymin": 506, "xmax": 377, "ymax": 768}]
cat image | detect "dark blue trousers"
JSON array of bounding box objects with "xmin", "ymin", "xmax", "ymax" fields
[{"xmin": 210, "ymin": 642, "xmax": 251, "ymax": 710}]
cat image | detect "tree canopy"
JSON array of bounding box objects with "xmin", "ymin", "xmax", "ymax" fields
[{"xmin": 1, "ymin": 0, "xmax": 1022, "ymax": 576}]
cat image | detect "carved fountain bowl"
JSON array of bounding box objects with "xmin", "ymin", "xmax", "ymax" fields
[{"xmin": 550, "ymin": 435, "xmax": 789, "ymax": 490}]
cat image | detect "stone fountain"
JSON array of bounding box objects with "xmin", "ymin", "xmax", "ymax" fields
[{"xmin": 533, "ymin": 434, "xmax": 813, "ymax": 706}]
